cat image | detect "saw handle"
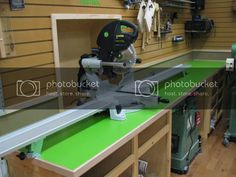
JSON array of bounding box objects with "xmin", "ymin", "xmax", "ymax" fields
[{"xmin": 119, "ymin": 20, "xmax": 138, "ymax": 42}]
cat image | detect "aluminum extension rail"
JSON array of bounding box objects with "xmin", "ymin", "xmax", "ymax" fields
[{"xmin": 0, "ymin": 100, "xmax": 110, "ymax": 158}]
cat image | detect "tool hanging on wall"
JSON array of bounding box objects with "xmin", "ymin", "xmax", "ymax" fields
[
  {"xmin": 144, "ymin": 0, "xmax": 155, "ymax": 33},
  {"xmin": 124, "ymin": 0, "xmax": 142, "ymax": 9},
  {"xmin": 137, "ymin": 0, "xmax": 147, "ymax": 50},
  {"xmin": 137, "ymin": 1, "xmax": 146, "ymax": 33},
  {"xmin": 185, "ymin": 16, "xmax": 214, "ymax": 34},
  {"xmin": 137, "ymin": 0, "xmax": 161, "ymax": 50},
  {"xmin": 153, "ymin": 2, "xmax": 161, "ymax": 39},
  {"xmin": 144, "ymin": 0, "xmax": 155, "ymax": 45},
  {"xmin": 9, "ymin": 0, "xmax": 25, "ymax": 10}
]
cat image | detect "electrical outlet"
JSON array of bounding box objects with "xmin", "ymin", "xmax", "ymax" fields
[{"xmin": 226, "ymin": 58, "xmax": 235, "ymax": 72}]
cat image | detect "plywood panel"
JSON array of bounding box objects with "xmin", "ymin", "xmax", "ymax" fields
[
  {"xmin": 7, "ymin": 154, "xmax": 65, "ymax": 177},
  {"xmin": 9, "ymin": 17, "xmax": 51, "ymax": 30},
  {"xmin": 0, "ymin": 53, "xmax": 53, "ymax": 68},
  {"xmin": 142, "ymin": 48, "xmax": 190, "ymax": 65},
  {"xmin": 11, "ymin": 29, "xmax": 52, "ymax": 43},
  {"xmin": 14, "ymin": 41, "xmax": 53, "ymax": 56}
]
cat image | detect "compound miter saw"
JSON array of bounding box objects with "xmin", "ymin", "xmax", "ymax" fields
[{"xmin": 78, "ymin": 20, "xmax": 164, "ymax": 121}]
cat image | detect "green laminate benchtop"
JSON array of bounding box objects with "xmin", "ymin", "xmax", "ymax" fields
[{"xmin": 39, "ymin": 60, "xmax": 225, "ymax": 170}]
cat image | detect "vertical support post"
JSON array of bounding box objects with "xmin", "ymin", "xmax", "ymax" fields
[
  {"xmin": 166, "ymin": 110, "xmax": 172, "ymax": 177},
  {"xmin": 132, "ymin": 136, "xmax": 138, "ymax": 177}
]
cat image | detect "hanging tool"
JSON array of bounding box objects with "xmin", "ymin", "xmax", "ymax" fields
[
  {"xmin": 138, "ymin": 0, "xmax": 155, "ymax": 50},
  {"xmin": 9, "ymin": 0, "xmax": 25, "ymax": 10},
  {"xmin": 153, "ymin": 2, "xmax": 161, "ymax": 39},
  {"xmin": 144, "ymin": 0, "xmax": 155, "ymax": 42},
  {"xmin": 144, "ymin": 0, "xmax": 155, "ymax": 32},
  {"xmin": 124, "ymin": 0, "xmax": 142, "ymax": 9},
  {"xmin": 137, "ymin": 0, "xmax": 146, "ymax": 33},
  {"xmin": 138, "ymin": 0, "xmax": 162, "ymax": 50},
  {"xmin": 137, "ymin": 0, "xmax": 147, "ymax": 50}
]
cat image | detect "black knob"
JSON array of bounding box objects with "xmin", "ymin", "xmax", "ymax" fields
[
  {"xmin": 136, "ymin": 58, "xmax": 142, "ymax": 64},
  {"xmin": 17, "ymin": 152, "xmax": 27, "ymax": 160},
  {"xmin": 159, "ymin": 98, "xmax": 170, "ymax": 104},
  {"xmin": 116, "ymin": 105, "xmax": 122, "ymax": 114}
]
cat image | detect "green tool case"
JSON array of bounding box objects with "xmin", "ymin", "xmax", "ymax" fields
[
  {"xmin": 171, "ymin": 97, "xmax": 201, "ymax": 174},
  {"xmin": 223, "ymin": 86, "xmax": 236, "ymax": 146}
]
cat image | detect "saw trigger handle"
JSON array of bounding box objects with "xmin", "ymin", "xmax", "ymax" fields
[{"xmin": 118, "ymin": 20, "xmax": 138, "ymax": 43}]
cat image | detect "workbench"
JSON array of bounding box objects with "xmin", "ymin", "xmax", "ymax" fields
[{"xmin": 6, "ymin": 60, "xmax": 225, "ymax": 177}]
